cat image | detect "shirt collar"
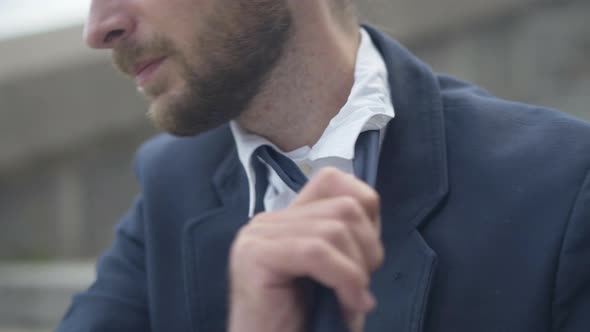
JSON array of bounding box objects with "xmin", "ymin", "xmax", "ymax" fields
[{"xmin": 231, "ymin": 28, "xmax": 395, "ymax": 216}]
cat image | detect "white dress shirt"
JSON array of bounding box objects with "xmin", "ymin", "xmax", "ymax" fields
[{"xmin": 230, "ymin": 28, "xmax": 395, "ymax": 217}]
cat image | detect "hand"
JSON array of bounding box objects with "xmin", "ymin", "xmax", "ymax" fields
[{"xmin": 228, "ymin": 168, "xmax": 384, "ymax": 332}]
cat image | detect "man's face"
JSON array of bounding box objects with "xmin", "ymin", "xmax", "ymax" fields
[{"xmin": 85, "ymin": 0, "xmax": 292, "ymax": 136}]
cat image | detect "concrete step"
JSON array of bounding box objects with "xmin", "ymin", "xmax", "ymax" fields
[{"xmin": 0, "ymin": 262, "xmax": 94, "ymax": 329}]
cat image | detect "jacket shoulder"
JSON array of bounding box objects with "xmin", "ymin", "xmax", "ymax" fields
[
  {"xmin": 437, "ymin": 73, "xmax": 590, "ymax": 211},
  {"xmin": 438, "ymin": 73, "xmax": 590, "ymax": 161}
]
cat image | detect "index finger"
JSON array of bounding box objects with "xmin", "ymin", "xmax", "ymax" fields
[{"xmin": 291, "ymin": 167, "xmax": 381, "ymax": 222}]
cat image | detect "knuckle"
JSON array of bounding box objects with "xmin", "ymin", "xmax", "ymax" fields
[
  {"xmin": 344, "ymin": 267, "xmax": 369, "ymax": 290},
  {"xmin": 365, "ymin": 225, "xmax": 380, "ymax": 243},
  {"xmin": 235, "ymin": 222, "xmax": 260, "ymax": 238},
  {"xmin": 362, "ymin": 227, "xmax": 384, "ymax": 270},
  {"xmin": 249, "ymin": 211, "xmax": 271, "ymax": 224},
  {"xmin": 376, "ymin": 244, "xmax": 385, "ymax": 266},
  {"xmin": 231, "ymin": 235, "xmax": 260, "ymax": 260},
  {"xmin": 362, "ymin": 190, "xmax": 380, "ymax": 214},
  {"xmin": 234, "ymin": 225, "xmax": 252, "ymax": 241},
  {"xmin": 318, "ymin": 221, "xmax": 348, "ymax": 244},
  {"xmin": 301, "ymin": 239, "xmax": 329, "ymax": 262},
  {"xmin": 233, "ymin": 236, "xmax": 259, "ymax": 255},
  {"xmin": 316, "ymin": 167, "xmax": 344, "ymax": 185},
  {"xmin": 371, "ymin": 243, "xmax": 385, "ymax": 271},
  {"xmin": 335, "ymin": 196, "xmax": 365, "ymax": 221}
]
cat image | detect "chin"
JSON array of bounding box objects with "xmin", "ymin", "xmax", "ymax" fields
[
  {"xmin": 146, "ymin": 90, "xmax": 199, "ymax": 136},
  {"xmin": 146, "ymin": 94, "xmax": 176, "ymax": 132}
]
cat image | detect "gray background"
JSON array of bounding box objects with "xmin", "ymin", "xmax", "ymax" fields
[{"xmin": 0, "ymin": 0, "xmax": 588, "ymax": 330}]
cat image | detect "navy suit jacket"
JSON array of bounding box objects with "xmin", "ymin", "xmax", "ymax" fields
[{"xmin": 57, "ymin": 26, "xmax": 590, "ymax": 332}]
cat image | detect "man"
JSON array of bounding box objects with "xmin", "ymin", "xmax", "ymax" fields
[{"xmin": 57, "ymin": 0, "xmax": 590, "ymax": 331}]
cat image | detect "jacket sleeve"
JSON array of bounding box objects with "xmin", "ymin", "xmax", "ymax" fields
[
  {"xmin": 553, "ymin": 169, "xmax": 590, "ymax": 332},
  {"xmin": 55, "ymin": 195, "xmax": 150, "ymax": 332}
]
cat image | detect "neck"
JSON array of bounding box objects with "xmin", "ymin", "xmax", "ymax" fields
[{"xmin": 236, "ymin": 14, "xmax": 360, "ymax": 152}]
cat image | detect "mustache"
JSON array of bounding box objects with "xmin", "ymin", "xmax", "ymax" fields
[{"xmin": 112, "ymin": 37, "xmax": 174, "ymax": 75}]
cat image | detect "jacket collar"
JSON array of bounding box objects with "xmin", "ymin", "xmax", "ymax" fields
[{"xmin": 366, "ymin": 24, "xmax": 448, "ymax": 232}]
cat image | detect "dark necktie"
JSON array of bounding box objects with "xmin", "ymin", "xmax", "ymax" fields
[{"xmin": 252, "ymin": 130, "xmax": 380, "ymax": 332}]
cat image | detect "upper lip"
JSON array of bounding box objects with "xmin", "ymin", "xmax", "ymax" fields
[{"xmin": 133, "ymin": 57, "xmax": 166, "ymax": 77}]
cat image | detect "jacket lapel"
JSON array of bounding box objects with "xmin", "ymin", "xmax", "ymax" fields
[
  {"xmin": 182, "ymin": 145, "xmax": 250, "ymax": 332},
  {"xmin": 364, "ymin": 26, "xmax": 449, "ymax": 332}
]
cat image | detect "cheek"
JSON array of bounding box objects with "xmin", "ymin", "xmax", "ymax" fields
[
  {"xmin": 142, "ymin": 0, "xmax": 209, "ymax": 40},
  {"xmin": 166, "ymin": 0, "xmax": 213, "ymax": 32}
]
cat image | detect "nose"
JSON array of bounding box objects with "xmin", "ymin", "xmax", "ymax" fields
[{"xmin": 84, "ymin": 0, "xmax": 136, "ymax": 49}]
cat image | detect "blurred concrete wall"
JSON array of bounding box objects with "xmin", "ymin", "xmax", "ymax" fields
[{"xmin": 1, "ymin": 0, "xmax": 589, "ymax": 261}]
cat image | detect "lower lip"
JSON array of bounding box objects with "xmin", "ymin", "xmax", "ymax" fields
[{"xmin": 135, "ymin": 57, "xmax": 167, "ymax": 86}]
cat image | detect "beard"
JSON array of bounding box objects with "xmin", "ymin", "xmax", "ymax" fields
[{"xmin": 113, "ymin": 0, "xmax": 293, "ymax": 136}]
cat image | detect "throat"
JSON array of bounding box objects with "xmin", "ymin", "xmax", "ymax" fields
[
  {"xmin": 237, "ymin": 83, "xmax": 351, "ymax": 152},
  {"xmin": 235, "ymin": 23, "xmax": 360, "ymax": 152}
]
